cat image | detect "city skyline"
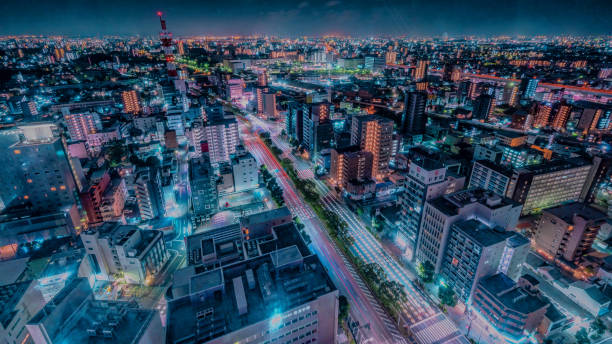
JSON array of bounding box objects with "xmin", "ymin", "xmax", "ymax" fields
[{"xmin": 1, "ymin": 0, "xmax": 611, "ymax": 37}]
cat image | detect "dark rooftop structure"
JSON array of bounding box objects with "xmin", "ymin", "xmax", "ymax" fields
[
  {"xmin": 453, "ymin": 219, "xmax": 513, "ymax": 247},
  {"xmin": 544, "ymin": 202, "xmax": 607, "ymax": 224},
  {"xmin": 478, "ymin": 273, "xmax": 548, "ymax": 315},
  {"xmin": 166, "ymin": 222, "xmax": 336, "ymax": 344}
]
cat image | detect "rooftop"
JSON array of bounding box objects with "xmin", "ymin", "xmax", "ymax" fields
[
  {"xmin": 478, "ymin": 273, "xmax": 548, "ymax": 315},
  {"xmin": 167, "ymin": 254, "xmax": 335, "ymax": 343},
  {"xmin": 430, "ymin": 188, "xmax": 520, "ymax": 217},
  {"xmin": 452, "ymin": 219, "xmax": 513, "ymax": 247},
  {"xmin": 544, "ymin": 202, "xmax": 607, "ymax": 224},
  {"xmin": 0, "ymin": 281, "xmax": 31, "ymax": 328},
  {"xmin": 241, "ymin": 206, "xmax": 291, "ymax": 227}
]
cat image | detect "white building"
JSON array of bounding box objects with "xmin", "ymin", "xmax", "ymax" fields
[
  {"xmin": 205, "ymin": 117, "xmax": 239, "ymax": 164},
  {"xmin": 232, "ymin": 151, "xmax": 259, "ymax": 192},
  {"xmin": 80, "ymin": 223, "xmax": 169, "ymax": 284}
]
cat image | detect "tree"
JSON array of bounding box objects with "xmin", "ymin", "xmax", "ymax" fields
[
  {"xmin": 438, "ymin": 285, "xmax": 457, "ymax": 307},
  {"xmin": 417, "ymin": 261, "xmax": 435, "ymax": 284},
  {"xmin": 338, "ymin": 295, "xmax": 350, "ymax": 324},
  {"xmin": 575, "ymin": 328, "xmax": 590, "ymax": 344},
  {"xmin": 590, "ymin": 317, "xmax": 605, "ymax": 338}
]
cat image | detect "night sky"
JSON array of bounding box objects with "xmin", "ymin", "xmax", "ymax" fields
[{"xmin": 1, "ymin": 0, "xmax": 610, "ymax": 37}]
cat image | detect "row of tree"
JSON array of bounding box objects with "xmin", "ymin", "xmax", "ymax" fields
[{"xmin": 260, "ymin": 165, "xmax": 284, "ymax": 206}]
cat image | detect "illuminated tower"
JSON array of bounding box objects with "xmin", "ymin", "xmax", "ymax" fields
[{"xmin": 157, "ymin": 12, "xmax": 177, "ymax": 78}]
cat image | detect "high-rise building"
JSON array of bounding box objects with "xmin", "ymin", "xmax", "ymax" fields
[
  {"xmin": 257, "ymin": 87, "xmax": 277, "ymax": 118},
  {"xmin": 190, "ymin": 154, "xmax": 218, "ymax": 227},
  {"xmin": 440, "ymin": 219, "xmax": 524, "ymax": 302},
  {"xmin": 79, "ymin": 168, "xmax": 111, "ymax": 226},
  {"xmin": 551, "ymin": 102, "xmax": 571, "ymax": 131},
  {"xmin": 365, "ymin": 55, "xmax": 385, "ymax": 72},
  {"xmin": 134, "ymin": 167, "xmax": 165, "ymax": 220},
  {"xmin": 9, "ymin": 124, "xmax": 78, "ymax": 213},
  {"xmin": 63, "ymin": 112, "xmax": 102, "ymax": 141},
  {"xmin": 520, "ymin": 77, "xmax": 539, "ymax": 100},
  {"xmin": 506, "ymin": 159, "xmax": 592, "ymax": 215},
  {"xmin": 385, "ymin": 51, "xmax": 397, "ymax": 65},
  {"xmin": 351, "ymin": 115, "xmax": 394, "ymax": 180},
  {"xmin": 122, "ymin": 90, "xmax": 141, "ymax": 114},
  {"xmin": 574, "ymin": 101, "xmax": 612, "ymax": 134},
  {"xmin": 416, "ymin": 189, "xmax": 522, "ymax": 273},
  {"xmin": 472, "ymin": 94, "xmax": 495, "ymax": 121},
  {"xmin": 401, "ymin": 91, "xmax": 427, "ymax": 135},
  {"xmin": 533, "ymin": 103, "xmax": 552, "ymax": 128},
  {"xmin": 257, "ymin": 69, "xmax": 268, "ymax": 87},
  {"xmin": 399, "ymin": 158, "xmax": 465, "ymax": 260},
  {"xmin": 533, "ymin": 202, "xmax": 606, "ymax": 263},
  {"xmin": 286, "ymin": 101, "xmax": 304, "ymax": 143},
  {"xmin": 414, "ymin": 59, "xmax": 429, "ymax": 81},
  {"xmin": 167, "ymin": 221, "xmax": 338, "ymax": 344},
  {"xmin": 232, "ymin": 150, "xmax": 259, "ymax": 192},
  {"xmin": 329, "ymin": 146, "xmax": 373, "ymax": 189},
  {"xmin": 302, "ymin": 102, "xmax": 333, "ymax": 156},
  {"xmin": 205, "ymin": 116, "xmax": 239, "ymax": 164},
  {"xmin": 81, "ymin": 222, "xmax": 169, "ymax": 284}
]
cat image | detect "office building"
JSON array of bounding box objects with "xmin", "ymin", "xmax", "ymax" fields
[
  {"xmin": 416, "ymin": 189, "xmax": 522, "ymax": 273},
  {"xmin": 330, "ymin": 146, "xmax": 373, "ymax": 189},
  {"xmin": 472, "ymin": 273, "xmax": 549, "ymax": 342},
  {"xmin": 0, "ymin": 206, "xmax": 81, "ymax": 255},
  {"xmin": 533, "ymin": 202, "xmax": 607, "ymax": 263},
  {"xmin": 63, "ymin": 112, "xmax": 102, "ymax": 141},
  {"xmin": 351, "ymin": 115, "xmax": 394, "ymax": 180},
  {"xmin": 9, "ymin": 124, "xmax": 78, "ymax": 213},
  {"xmin": 231, "ymin": 150, "xmax": 259, "ymax": 192},
  {"xmin": 190, "ymin": 155, "xmax": 218, "ymax": 227},
  {"xmin": 473, "ymin": 145, "xmax": 502, "ymax": 163},
  {"xmin": 506, "ymin": 159, "xmax": 592, "ymax": 215},
  {"xmin": 27, "ymin": 278, "xmax": 164, "ymax": 344},
  {"xmin": 81, "ymin": 222, "xmax": 169, "ymax": 284},
  {"xmin": 122, "ymin": 90, "xmax": 141, "ymax": 114},
  {"xmin": 440, "ymin": 219, "xmax": 522, "ymax": 302},
  {"xmin": 205, "ymin": 117, "xmax": 239, "ymax": 164},
  {"xmin": 399, "ymin": 158, "xmax": 465, "ymax": 260},
  {"xmin": 401, "ymin": 91, "xmax": 427, "ymax": 135},
  {"xmin": 0, "ymin": 281, "xmax": 45, "ymax": 344},
  {"xmin": 167, "ymin": 221, "xmax": 338, "ymax": 344},
  {"xmin": 365, "ymin": 55, "xmax": 385, "ymax": 72}
]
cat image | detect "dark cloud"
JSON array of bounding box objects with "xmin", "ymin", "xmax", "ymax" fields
[{"xmin": 0, "ymin": 0, "xmax": 609, "ymax": 36}]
